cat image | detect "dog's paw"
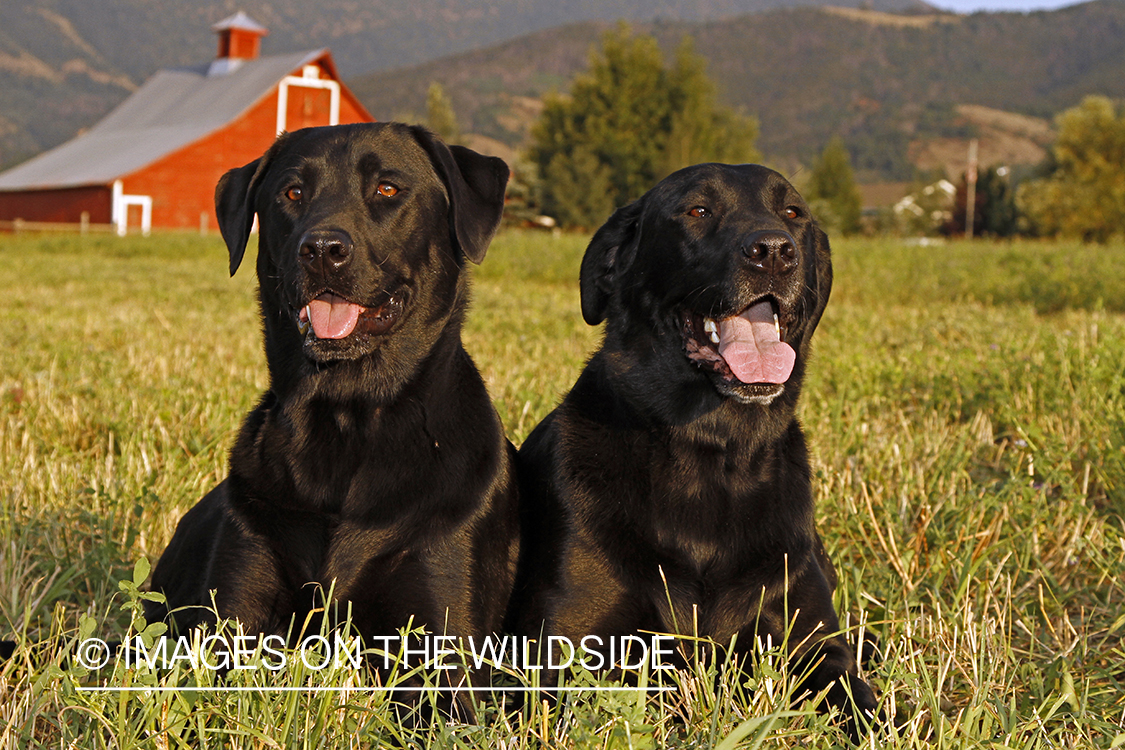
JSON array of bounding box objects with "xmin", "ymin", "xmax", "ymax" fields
[
  {"xmin": 851, "ymin": 628, "xmax": 883, "ymax": 671},
  {"xmin": 823, "ymin": 673, "xmax": 883, "ymax": 744}
]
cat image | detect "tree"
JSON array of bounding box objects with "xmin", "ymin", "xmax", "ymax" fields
[
  {"xmin": 426, "ymin": 82, "xmax": 460, "ymax": 144},
  {"xmin": 1018, "ymin": 96, "xmax": 1125, "ymax": 242},
  {"xmin": 530, "ymin": 25, "xmax": 760, "ymax": 229},
  {"xmin": 803, "ymin": 137, "xmax": 863, "ymax": 236},
  {"xmin": 542, "ymin": 148, "xmax": 617, "ymax": 230},
  {"xmin": 943, "ymin": 166, "xmax": 1017, "ymax": 238}
]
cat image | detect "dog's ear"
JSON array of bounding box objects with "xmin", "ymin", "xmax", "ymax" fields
[
  {"xmin": 414, "ymin": 129, "xmax": 510, "ymax": 266},
  {"xmin": 811, "ymin": 223, "xmax": 833, "ymax": 307},
  {"xmin": 412, "ymin": 127, "xmax": 510, "ymax": 264},
  {"xmin": 216, "ymin": 133, "xmax": 293, "ymax": 276},
  {"xmin": 798, "ymin": 222, "xmax": 834, "ymax": 343},
  {"xmin": 579, "ymin": 200, "xmax": 643, "ymax": 325},
  {"xmin": 215, "ymin": 157, "xmax": 270, "ymax": 277}
]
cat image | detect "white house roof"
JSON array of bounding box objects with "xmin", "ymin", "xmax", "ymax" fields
[{"xmin": 0, "ymin": 48, "xmax": 326, "ymax": 191}]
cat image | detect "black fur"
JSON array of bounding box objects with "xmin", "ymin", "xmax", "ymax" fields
[
  {"xmin": 147, "ymin": 124, "xmax": 518, "ymax": 664},
  {"xmin": 508, "ymin": 164, "xmax": 878, "ymax": 738}
]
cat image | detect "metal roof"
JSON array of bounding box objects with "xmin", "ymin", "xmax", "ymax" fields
[
  {"xmin": 213, "ymin": 11, "xmax": 269, "ymax": 34},
  {"xmin": 0, "ymin": 49, "xmax": 326, "ymax": 191}
]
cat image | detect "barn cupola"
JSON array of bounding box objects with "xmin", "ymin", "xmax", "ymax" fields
[{"xmin": 209, "ymin": 11, "xmax": 268, "ymax": 76}]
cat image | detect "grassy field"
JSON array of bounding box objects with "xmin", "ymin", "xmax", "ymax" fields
[{"xmin": 0, "ymin": 230, "xmax": 1123, "ymax": 748}]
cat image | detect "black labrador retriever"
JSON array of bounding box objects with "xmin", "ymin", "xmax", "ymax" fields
[
  {"xmin": 509, "ymin": 163, "xmax": 878, "ymax": 737},
  {"xmin": 146, "ymin": 123, "xmax": 519, "ymax": 668}
]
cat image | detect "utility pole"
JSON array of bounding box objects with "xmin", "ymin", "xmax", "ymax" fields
[{"xmin": 965, "ymin": 138, "xmax": 979, "ymax": 240}]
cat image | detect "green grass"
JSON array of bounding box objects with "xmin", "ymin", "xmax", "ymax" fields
[{"xmin": 1, "ymin": 230, "xmax": 1123, "ymax": 747}]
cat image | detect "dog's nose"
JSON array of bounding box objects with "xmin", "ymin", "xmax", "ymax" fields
[
  {"xmin": 298, "ymin": 230, "xmax": 353, "ymax": 272},
  {"xmin": 742, "ymin": 230, "xmax": 797, "ymax": 276}
]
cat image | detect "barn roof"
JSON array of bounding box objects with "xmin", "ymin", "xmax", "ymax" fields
[{"xmin": 0, "ymin": 48, "xmax": 326, "ymax": 191}]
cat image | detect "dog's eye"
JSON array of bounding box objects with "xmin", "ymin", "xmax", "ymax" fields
[
  {"xmin": 688, "ymin": 206, "xmax": 710, "ymax": 218},
  {"xmin": 285, "ymin": 186, "xmax": 303, "ymax": 202},
  {"xmin": 784, "ymin": 207, "xmax": 802, "ymax": 219},
  {"xmin": 376, "ymin": 183, "xmax": 399, "ymax": 198}
]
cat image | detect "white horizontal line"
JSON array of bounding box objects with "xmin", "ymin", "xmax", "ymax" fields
[{"xmin": 77, "ymin": 685, "xmax": 675, "ymax": 693}]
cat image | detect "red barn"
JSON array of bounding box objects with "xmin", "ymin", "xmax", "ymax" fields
[{"xmin": 0, "ymin": 12, "xmax": 373, "ymax": 234}]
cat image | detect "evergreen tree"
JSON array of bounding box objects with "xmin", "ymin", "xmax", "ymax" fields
[
  {"xmin": 804, "ymin": 136, "xmax": 863, "ymax": 236},
  {"xmin": 542, "ymin": 148, "xmax": 617, "ymax": 230},
  {"xmin": 426, "ymin": 82, "xmax": 460, "ymax": 144},
  {"xmin": 944, "ymin": 166, "xmax": 1017, "ymax": 238},
  {"xmin": 530, "ymin": 25, "xmax": 759, "ymax": 229}
]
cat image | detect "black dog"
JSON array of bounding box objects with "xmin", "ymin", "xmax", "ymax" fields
[
  {"xmin": 146, "ymin": 124, "xmax": 519, "ymax": 667},
  {"xmin": 510, "ymin": 164, "xmax": 878, "ymax": 736}
]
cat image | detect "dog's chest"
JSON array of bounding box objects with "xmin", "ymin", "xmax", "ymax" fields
[
  {"xmin": 636, "ymin": 436, "xmax": 779, "ymax": 569},
  {"xmin": 243, "ymin": 399, "xmax": 446, "ymax": 516},
  {"xmin": 650, "ymin": 432, "xmax": 775, "ymax": 507}
]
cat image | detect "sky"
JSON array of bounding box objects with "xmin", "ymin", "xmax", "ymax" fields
[{"xmin": 928, "ymin": 0, "xmax": 1083, "ymax": 11}]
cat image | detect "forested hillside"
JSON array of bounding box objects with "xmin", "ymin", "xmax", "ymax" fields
[{"xmin": 351, "ymin": 1, "xmax": 1125, "ymax": 180}]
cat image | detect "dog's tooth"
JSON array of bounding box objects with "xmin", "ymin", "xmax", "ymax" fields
[
  {"xmin": 709, "ymin": 331, "xmax": 720, "ymax": 344},
  {"xmin": 703, "ymin": 318, "xmax": 717, "ymax": 333},
  {"xmin": 774, "ymin": 313, "xmax": 780, "ymax": 337}
]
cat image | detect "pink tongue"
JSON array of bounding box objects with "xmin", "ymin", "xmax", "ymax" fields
[
  {"xmin": 306, "ymin": 293, "xmax": 363, "ymax": 339},
  {"xmin": 717, "ymin": 301, "xmax": 795, "ymax": 384}
]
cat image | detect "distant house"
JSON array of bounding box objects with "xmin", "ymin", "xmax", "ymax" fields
[{"xmin": 0, "ymin": 12, "xmax": 372, "ymax": 234}]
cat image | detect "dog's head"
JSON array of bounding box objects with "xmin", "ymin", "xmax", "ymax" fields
[
  {"xmin": 215, "ymin": 122, "xmax": 509, "ymax": 400},
  {"xmin": 580, "ymin": 163, "xmax": 831, "ymax": 418}
]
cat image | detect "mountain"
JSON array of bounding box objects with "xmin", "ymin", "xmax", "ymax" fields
[
  {"xmin": 0, "ymin": 0, "xmax": 930, "ymax": 169},
  {"xmin": 349, "ymin": 1, "xmax": 1125, "ymax": 182},
  {"xmin": 3, "ymin": 1, "xmax": 1124, "ymax": 183}
]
